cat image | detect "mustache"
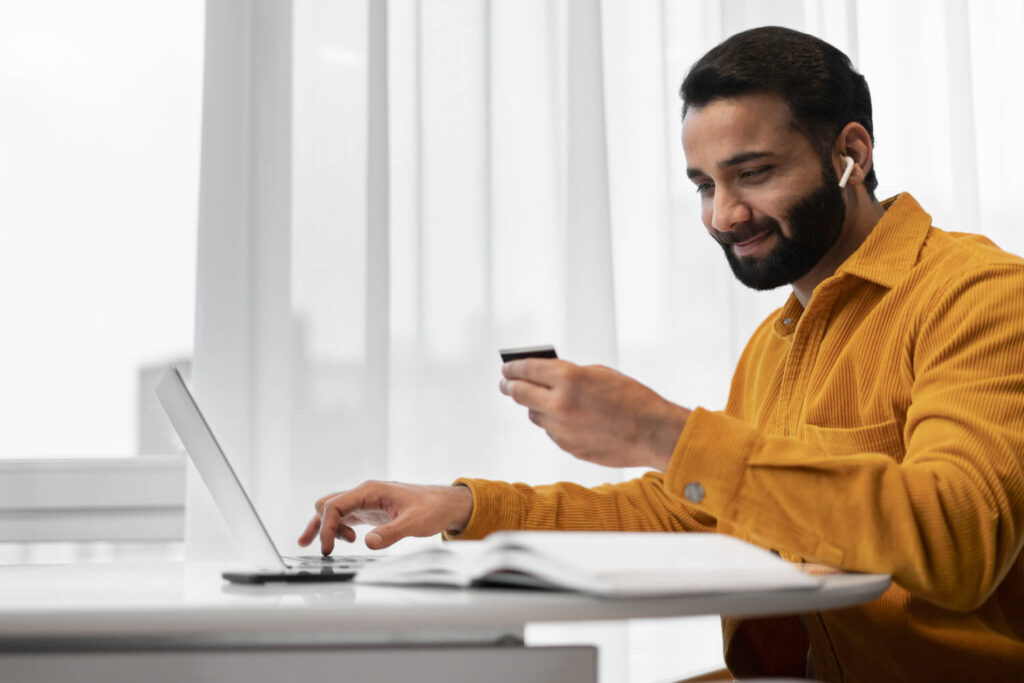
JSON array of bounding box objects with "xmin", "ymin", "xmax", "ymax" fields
[{"xmin": 710, "ymin": 218, "xmax": 782, "ymax": 246}]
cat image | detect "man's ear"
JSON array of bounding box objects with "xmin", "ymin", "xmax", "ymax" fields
[{"xmin": 834, "ymin": 122, "xmax": 873, "ymax": 189}]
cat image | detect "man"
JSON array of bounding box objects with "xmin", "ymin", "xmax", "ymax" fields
[{"xmin": 298, "ymin": 27, "xmax": 1024, "ymax": 681}]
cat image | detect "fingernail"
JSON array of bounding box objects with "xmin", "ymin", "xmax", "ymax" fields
[{"xmin": 367, "ymin": 531, "xmax": 382, "ymax": 547}]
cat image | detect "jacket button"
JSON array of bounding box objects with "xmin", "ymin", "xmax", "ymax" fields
[{"xmin": 684, "ymin": 482, "xmax": 705, "ymax": 504}]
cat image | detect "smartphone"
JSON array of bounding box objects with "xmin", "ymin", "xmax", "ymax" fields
[{"xmin": 499, "ymin": 345, "xmax": 558, "ymax": 362}]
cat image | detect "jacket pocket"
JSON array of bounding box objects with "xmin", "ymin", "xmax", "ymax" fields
[{"xmin": 802, "ymin": 418, "xmax": 904, "ymax": 459}]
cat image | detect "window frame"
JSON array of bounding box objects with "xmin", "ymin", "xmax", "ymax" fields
[{"xmin": 0, "ymin": 456, "xmax": 185, "ymax": 542}]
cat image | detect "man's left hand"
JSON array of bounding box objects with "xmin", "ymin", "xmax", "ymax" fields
[{"xmin": 499, "ymin": 359, "xmax": 690, "ymax": 471}]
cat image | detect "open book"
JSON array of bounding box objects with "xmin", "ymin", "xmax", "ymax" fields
[{"xmin": 354, "ymin": 532, "xmax": 822, "ymax": 597}]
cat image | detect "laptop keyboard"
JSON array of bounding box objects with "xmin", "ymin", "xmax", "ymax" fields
[{"xmin": 284, "ymin": 554, "xmax": 383, "ymax": 569}]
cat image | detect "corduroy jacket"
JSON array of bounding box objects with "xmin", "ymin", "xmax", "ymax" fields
[{"xmin": 452, "ymin": 193, "xmax": 1024, "ymax": 681}]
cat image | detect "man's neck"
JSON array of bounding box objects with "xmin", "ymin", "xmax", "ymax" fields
[{"xmin": 791, "ymin": 195, "xmax": 886, "ymax": 307}]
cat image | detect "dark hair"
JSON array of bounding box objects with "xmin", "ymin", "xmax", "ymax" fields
[{"xmin": 680, "ymin": 26, "xmax": 878, "ymax": 194}]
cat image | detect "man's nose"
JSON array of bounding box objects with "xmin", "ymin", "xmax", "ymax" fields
[{"xmin": 711, "ymin": 187, "xmax": 752, "ymax": 233}]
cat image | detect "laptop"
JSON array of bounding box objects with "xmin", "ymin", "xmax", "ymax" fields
[{"xmin": 155, "ymin": 366, "xmax": 380, "ymax": 584}]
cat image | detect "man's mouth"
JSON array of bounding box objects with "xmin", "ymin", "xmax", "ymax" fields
[{"xmin": 732, "ymin": 231, "xmax": 774, "ymax": 257}]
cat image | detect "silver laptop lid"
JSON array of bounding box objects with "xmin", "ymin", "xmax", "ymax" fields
[{"xmin": 155, "ymin": 367, "xmax": 287, "ymax": 571}]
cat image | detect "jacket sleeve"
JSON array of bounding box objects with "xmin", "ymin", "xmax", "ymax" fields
[
  {"xmin": 665, "ymin": 265, "xmax": 1024, "ymax": 611},
  {"xmin": 447, "ymin": 471, "xmax": 716, "ymax": 540}
]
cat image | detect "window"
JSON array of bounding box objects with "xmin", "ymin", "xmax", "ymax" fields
[{"xmin": 0, "ymin": 1, "xmax": 203, "ymax": 549}]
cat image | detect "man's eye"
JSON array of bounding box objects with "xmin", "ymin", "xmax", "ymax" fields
[
  {"xmin": 694, "ymin": 182, "xmax": 713, "ymax": 195},
  {"xmin": 740, "ymin": 166, "xmax": 771, "ymax": 180}
]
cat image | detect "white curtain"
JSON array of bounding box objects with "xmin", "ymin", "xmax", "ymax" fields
[{"xmin": 189, "ymin": 1, "xmax": 1024, "ymax": 679}]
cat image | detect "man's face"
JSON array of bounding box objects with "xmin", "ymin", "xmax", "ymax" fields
[{"xmin": 681, "ymin": 93, "xmax": 846, "ymax": 290}]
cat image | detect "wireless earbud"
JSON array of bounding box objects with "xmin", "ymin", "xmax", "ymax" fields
[{"xmin": 838, "ymin": 155, "xmax": 855, "ymax": 189}]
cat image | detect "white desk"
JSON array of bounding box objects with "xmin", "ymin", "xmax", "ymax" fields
[{"xmin": 0, "ymin": 562, "xmax": 890, "ymax": 682}]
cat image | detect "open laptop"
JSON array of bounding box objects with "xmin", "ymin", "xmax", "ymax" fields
[{"xmin": 155, "ymin": 366, "xmax": 379, "ymax": 583}]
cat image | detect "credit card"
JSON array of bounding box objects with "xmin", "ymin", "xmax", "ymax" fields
[{"xmin": 499, "ymin": 345, "xmax": 558, "ymax": 362}]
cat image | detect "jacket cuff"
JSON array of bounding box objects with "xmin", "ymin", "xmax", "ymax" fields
[
  {"xmin": 442, "ymin": 478, "xmax": 521, "ymax": 540},
  {"xmin": 665, "ymin": 407, "xmax": 756, "ymax": 520}
]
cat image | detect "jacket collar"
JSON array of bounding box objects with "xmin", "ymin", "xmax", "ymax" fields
[
  {"xmin": 771, "ymin": 192, "xmax": 932, "ymax": 338},
  {"xmin": 833, "ymin": 192, "xmax": 932, "ymax": 290}
]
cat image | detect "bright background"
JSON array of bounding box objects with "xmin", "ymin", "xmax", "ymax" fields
[
  {"xmin": 0, "ymin": 1, "xmax": 202, "ymax": 458},
  {"xmin": 3, "ymin": 1, "xmax": 1024, "ymax": 680}
]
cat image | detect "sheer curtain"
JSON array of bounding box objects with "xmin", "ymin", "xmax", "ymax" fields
[{"xmin": 189, "ymin": 0, "xmax": 1024, "ymax": 679}]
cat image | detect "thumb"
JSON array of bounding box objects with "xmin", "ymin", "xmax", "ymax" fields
[{"xmin": 366, "ymin": 519, "xmax": 411, "ymax": 549}]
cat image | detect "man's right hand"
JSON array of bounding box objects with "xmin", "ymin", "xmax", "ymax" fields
[{"xmin": 296, "ymin": 481, "xmax": 474, "ymax": 554}]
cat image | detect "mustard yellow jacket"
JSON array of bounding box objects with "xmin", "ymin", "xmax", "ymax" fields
[{"xmin": 454, "ymin": 194, "xmax": 1024, "ymax": 682}]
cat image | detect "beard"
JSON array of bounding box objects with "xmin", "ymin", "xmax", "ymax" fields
[{"xmin": 711, "ymin": 163, "xmax": 846, "ymax": 291}]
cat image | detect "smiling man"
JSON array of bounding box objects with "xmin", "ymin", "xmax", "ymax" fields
[
  {"xmin": 685, "ymin": 94, "xmax": 874, "ymax": 301},
  {"xmin": 299, "ymin": 27, "xmax": 1024, "ymax": 681}
]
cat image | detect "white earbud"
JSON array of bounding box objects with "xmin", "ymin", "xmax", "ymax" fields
[{"xmin": 838, "ymin": 155, "xmax": 855, "ymax": 189}]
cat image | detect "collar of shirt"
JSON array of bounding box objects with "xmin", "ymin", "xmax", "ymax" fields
[{"xmin": 772, "ymin": 192, "xmax": 933, "ymax": 338}]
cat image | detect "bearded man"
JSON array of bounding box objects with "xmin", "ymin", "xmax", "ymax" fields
[{"xmin": 299, "ymin": 27, "xmax": 1024, "ymax": 682}]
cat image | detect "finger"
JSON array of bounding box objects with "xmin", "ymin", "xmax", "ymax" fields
[
  {"xmin": 314, "ymin": 491, "xmax": 343, "ymax": 516},
  {"xmin": 366, "ymin": 518, "xmax": 412, "ymax": 550},
  {"xmin": 319, "ymin": 505, "xmax": 342, "ymax": 555},
  {"xmin": 317, "ymin": 484, "xmax": 391, "ymax": 554},
  {"xmin": 501, "ymin": 378, "xmax": 556, "ymax": 410},
  {"xmin": 501, "ymin": 358, "xmax": 572, "ymax": 387},
  {"xmin": 334, "ymin": 524, "xmax": 357, "ymax": 543},
  {"xmin": 297, "ymin": 514, "xmax": 321, "ymax": 546},
  {"xmin": 317, "ymin": 486, "xmax": 384, "ymax": 525}
]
